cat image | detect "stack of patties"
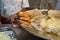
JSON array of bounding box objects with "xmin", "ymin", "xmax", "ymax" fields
[
  {"xmin": 40, "ymin": 10, "xmax": 60, "ymax": 36},
  {"xmin": 31, "ymin": 10, "xmax": 60, "ymax": 36}
]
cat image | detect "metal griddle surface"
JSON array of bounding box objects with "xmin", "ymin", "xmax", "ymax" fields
[{"xmin": 0, "ymin": 24, "xmax": 46, "ymax": 40}]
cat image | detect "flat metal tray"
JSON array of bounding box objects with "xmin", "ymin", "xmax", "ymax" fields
[{"xmin": 20, "ymin": 24, "xmax": 60, "ymax": 40}]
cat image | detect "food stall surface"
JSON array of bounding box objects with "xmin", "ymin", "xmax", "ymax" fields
[{"xmin": 0, "ymin": 24, "xmax": 46, "ymax": 40}]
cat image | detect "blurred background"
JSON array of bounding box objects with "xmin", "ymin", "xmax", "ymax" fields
[
  {"xmin": 0, "ymin": 0, "xmax": 58, "ymax": 15},
  {"xmin": 0, "ymin": 0, "xmax": 57, "ymax": 16},
  {"xmin": 0, "ymin": 0, "xmax": 58, "ymax": 21},
  {"xmin": 29, "ymin": 0, "xmax": 57, "ymax": 9}
]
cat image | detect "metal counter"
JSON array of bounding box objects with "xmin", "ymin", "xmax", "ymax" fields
[{"xmin": 0, "ymin": 24, "xmax": 46, "ymax": 40}]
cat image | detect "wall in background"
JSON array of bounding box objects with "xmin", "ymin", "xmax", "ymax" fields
[{"xmin": 29, "ymin": 0, "xmax": 57, "ymax": 9}]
